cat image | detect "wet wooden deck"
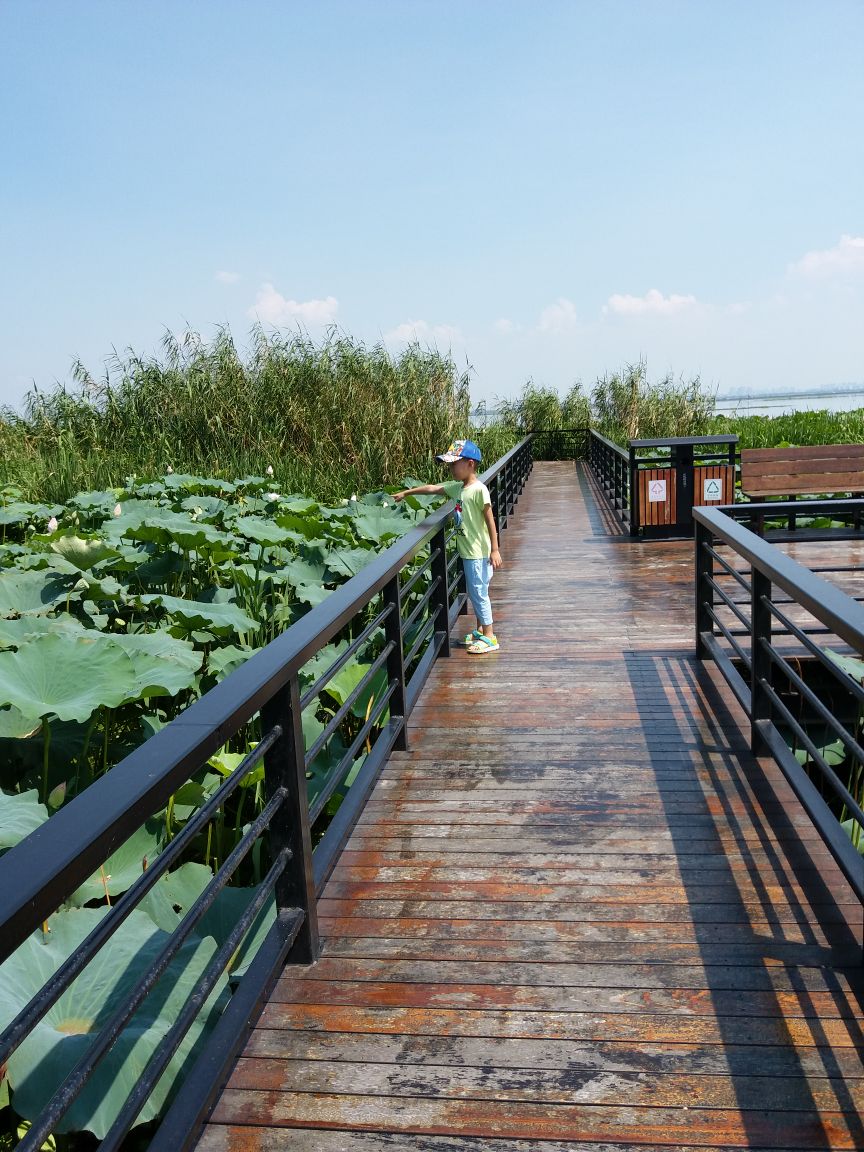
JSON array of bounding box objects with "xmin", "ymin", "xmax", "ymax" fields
[{"xmin": 198, "ymin": 461, "xmax": 864, "ymax": 1152}]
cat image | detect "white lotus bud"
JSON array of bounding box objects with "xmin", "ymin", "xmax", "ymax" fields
[
  {"xmin": 113, "ymin": 503, "xmax": 122, "ymax": 517},
  {"xmin": 350, "ymin": 494, "xmax": 357, "ymax": 502},
  {"xmin": 340, "ymin": 498, "xmax": 349, "ymax": 506},
  {"xmin": 166, "ymin": 465, "xmax": 173, "ymax": 474},
  {"xmin": 266, "ymin": 465, "xmax": 274, "ymax": 476},
  {"xmin": 265, "ymin": 492, "xmax": 279, "ymax": 502},
  {"xmin": 382, "ymin": 501, "xmax": 389, "ymax": 507},
  {"xmin": 47, "ymin": 516, "xmax": 59, "ymax": 532}
]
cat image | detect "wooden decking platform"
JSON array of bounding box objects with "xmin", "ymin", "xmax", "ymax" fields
[{"xmin": 198, "ymin": 461, "xmax": 864, "ymax": 1152}]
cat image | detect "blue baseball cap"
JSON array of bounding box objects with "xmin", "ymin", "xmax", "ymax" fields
[{"xmin": 436, "ymin": 438, "xmax": 482, "ymax": 463}]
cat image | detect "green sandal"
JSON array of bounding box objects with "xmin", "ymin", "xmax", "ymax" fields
[
  {"xmin": 467, "ymin": 634, "xmax": 500, "ymax": 654},
  {"xmin": 462, "ymin": 629, "xmax": 484, "ymax": 646}
]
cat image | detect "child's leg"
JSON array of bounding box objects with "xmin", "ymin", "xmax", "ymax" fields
[{"xmin": 464, "ymin": 557, "xmax": 495, "ymax": 636}]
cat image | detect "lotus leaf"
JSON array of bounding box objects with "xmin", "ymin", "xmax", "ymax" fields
[
  {"xmin": 179, "ymin": 495, "xmax": 230, "ymax": 520},
  {"xmin": 136, "ymin": 862, "xmax": 213, "ymax": 932},
  {"xmin": 325, "ymin": 546, "xmax": 376, "ymax": 578},
  {"xmin": 294, "ymin": 582, "xmax": 329, "ymax": 607},
  {"xmin": 348, "ymin": 506, "xmax": 409, "ymax": 543},
  {"xmin": 324, "ymin": 656, "xmax": 389, "ymax": 720},
  {"xmin": 109, "ymin": 632, "xmax": 203, "ymax": 699},
  {"xmin": 824, "ymin": 648, "xmax": 864, "ymax": 684},
  {"xmin": 233, "ymin": 516, "xmax": 301, "ymax": 547},
  {"xmin": 274, "ymin": 511, "xmax": 324, "ymax": 540},
  {"xmin": 163, "ymin": 473, "xmax": 237, "ymax": 493},
  {"xmin": 0, "ymin": 633, "xmax": 137, "ymax": 722},
  {"xmin": 0, "ymin": 706, "xmax": 41, "ymax": 739},
  {"xmin": 0, "ymin": 501, "xmax": 63, "ymax": 527},
  {"xmin": 138, "ymin": 594, "xmax": 256, "ymax": 637},
  {"xmin": 0, "ymin": 788, "xmax": 49, "ymax": 850},
  {"xmin": 0, "ymin": 906, "xmax": 228, "ymax": 1136},
  {"xmin": 68, "ymin": 819, "xmax": 165, "ymax": 905},
  {"xmin": 0, "ymin": 614, "xmax": 88, "ymax": 650},
  {"xmin": 206, "ymin": 644, "xmax": 257, "ymax": 680},
  {"xmin": 281, "ymin": 497, "xmax": 319, "ymax": 514},
  {"xmin": 48, "ymin": 534, "xmax": 121, "ymax": 571},
  {"xmin": 195, "ymin": 886, "xmax": 275, "ymax": 980},
  {"xmin": 126, "ymin": 512, "xmax": 234, "ymax": 553},
  {"xmin": 0, "ymin": 570, "xmax": 76, "ymax": 617}
]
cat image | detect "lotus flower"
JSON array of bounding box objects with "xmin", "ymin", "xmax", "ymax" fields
[
  {"xmin": 265, "ymin": 492, "xmax": 279, "ymax": 502},
  {"xmin": 350, "ymin": 494, "xmax": 357, "ymax": 502},
  {"xmin": 166, "ymin": 465, "xmax": 174, "ymax": 474},
  {"xmin": 266, "ymin": 465, "xmax": 274, "ymax": 476},
  {"xmin": 113, "ymin": 504, "xmax": 122, "ymax": 517},
  {"xmin": 47, "ymin": 516, "xmax": 59, "ymax": 532}
]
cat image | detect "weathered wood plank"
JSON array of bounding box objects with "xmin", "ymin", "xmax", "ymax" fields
[{"xmin": 197, "ymin": 461, "xmax": 864, "ymax": 1152}]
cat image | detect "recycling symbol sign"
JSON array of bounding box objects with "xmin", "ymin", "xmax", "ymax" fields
[{"xmin": 703, "ymin": 477, "xmax": 723, "ymax": 501}]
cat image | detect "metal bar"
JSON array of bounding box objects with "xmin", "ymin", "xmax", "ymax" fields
[
  {"xmin": 309, "ymin": 678, "xmax": 398, "ymax": 825},
  {"xmin": 147, "ymin": 910, "xmax": 303, "ymax": 1152},
  {"xmin": 305, "ymin": 641, "xmax": 394, "ymax": 769},
  {"xmin": 705, "ymin": 603, "xmax": 751, "ymax": 669},
  {"xmin": 705, "ymin": 545, "xmax": 752, "ymax": 592},
  {"xmin": 764, "ymin": 598, "xmax": 864, "ymax": 707},
  {"xmin": 383, "ymin": 575, "xmax": 408, "ymax": 753},
  {"xmin": 261, "ymin": 675, "xmax": 319, "ymax": 964},
  {"xmin": 700, "ymin": 630, "xmax": 752, "ymax": 713},
  {"xmin": 754, "ymin": 720, "xmax": 864, "ymax": 902},
  {"xmin": 400, "ymin": 550, "xmax": 435, "ymax": 598},
  {"xmin": 760, "ymin": 654, "xmax": 864, "ymax": 824},
  {"xmin": 13, "ymin": 798, "xmax": 288, "ymax": 1152},
  {"xmin": 298, "ymin": 603, "xmax": 391, "ymax": 710},
  {"xmin": 705, "ymin": 574, "xmax": 752, "ymax": 631},
  {"xmin": 695, "ymin": 520, "xmax": 715, "ymax": 659},
  {"xmin": 402, "ymin": 573, "xmax": 442, "ymax": 634},
  {"xmin": 0, "ymin": 723, "xmax": 282, "ymax": 1067},
  {"xmin": 98, "ymin": 851, "xmax": 294, "ymax": 1152},
  {"xmin": 429, "ymin": 523, "xmax": 451, "ymax": 658},
  {"xmin": 404, "ymin": 610, "xmax": 439, "ymax": 668}
]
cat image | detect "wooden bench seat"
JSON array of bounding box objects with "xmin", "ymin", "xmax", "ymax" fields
[{"xmin": 740, "ymin": 443, "xmax": 864, "ymax": 498}]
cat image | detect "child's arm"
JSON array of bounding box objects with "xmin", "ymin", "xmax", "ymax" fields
[
  {"xmin": 484, "ymin": 504, "xmax": 503, "ymax": 568},
  {"xmin": 392, "ymin": 483, "xmax": 447, "ymax": 502}
]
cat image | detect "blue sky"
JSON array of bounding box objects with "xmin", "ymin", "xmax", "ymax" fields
[{"xmin": 1, "ymin": 0, "xmax": 862, "ymax": 410}]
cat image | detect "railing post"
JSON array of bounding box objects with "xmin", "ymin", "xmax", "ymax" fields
[
  {"xmin": 430, "ymin": 523, "xmax": 452, "ymax": 658},
  {"xmin": 261, "ymin": 675, "xmax": 319, "ymax": 965},
  {"xmin": 383, "ymin": 576, "xmax": 408, "ymax": 750},
  {"xmin": 694, "ymin": 518, "xmax": 713, "ymax": 659},
  {"xmin": 629, "ymin": 445, "xmax": 639, "ymax": 538},
  {"xmin": 750, "ymin": 569, "xmax": 772, "ymax": 754}
]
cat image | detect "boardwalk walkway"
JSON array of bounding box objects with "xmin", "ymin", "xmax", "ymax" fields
[{"xmin": 198, "ymin": 461, "xmax": 864, "ymax": 1151}]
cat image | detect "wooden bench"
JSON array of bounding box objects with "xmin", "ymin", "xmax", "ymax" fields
[
  {"xmin": 740, "ymin": 443, "xmax": 864, "ymax": 498},
  {"xmin": 740, "ymin": 444, "xmax": 864, "ymax": 535}
]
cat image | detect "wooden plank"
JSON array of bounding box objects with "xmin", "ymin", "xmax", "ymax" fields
[{"xmin": 197, "ymin": 461, "xmax": 864, "ymax": 1152}]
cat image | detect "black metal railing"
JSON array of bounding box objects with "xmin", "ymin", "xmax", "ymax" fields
[
  {"xmin": 0, "ymin": 436, "xmax": 534, "ymax": 1152},
  {"xmin": 530, "ymin": 427, "xmax": 589, "ymax": 462},
  {"xmin": 588, "ymin": 430, "xmax": 631, "ymax": 531},
  {"xmin": 694, "ymin": 502, "xmax": 864, "ymax": 924}
]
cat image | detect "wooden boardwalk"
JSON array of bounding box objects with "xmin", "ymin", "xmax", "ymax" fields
[{"xmin": 198, "ymin": 461, "xmax": 864, "ymax": 1152}]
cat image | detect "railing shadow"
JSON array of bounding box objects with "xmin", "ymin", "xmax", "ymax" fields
[{"xmin": 623, "ymin": 646, "xmax": 864, "ymax": 1149}]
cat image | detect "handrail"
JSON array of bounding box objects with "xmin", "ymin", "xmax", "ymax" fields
[
  {"xmin": 0, "ymin": 435, "xmax": 535, "ymax": 1152},
  {"xmin": 693, "ymin": 503, "xmax": 864, "ymax": 916}
]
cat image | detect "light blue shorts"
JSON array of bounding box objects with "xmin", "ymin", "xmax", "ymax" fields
[{"xmin": 463, "ymin": 556, "xmax": 494, "ymax": 626}]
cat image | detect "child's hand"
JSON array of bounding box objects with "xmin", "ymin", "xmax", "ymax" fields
[
  {"xmin": 392, "ymin": 491, "xmax": 407, "ymax": 502},
  {"xmin": 491, "ymin": 548, "xmax": 503, "ymax": 569}
]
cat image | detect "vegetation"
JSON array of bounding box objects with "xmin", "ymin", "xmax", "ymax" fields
[
  {"xmin": 0, "ymin": 328, "xmax": 471, "ymax": 506},
  {"xmin": 0, "ymin": 467, "xmax": 449, "ymax": 1143},
  {"xmin": 709, "ymin": 407, "xmax": 864, "ymax": 448}
]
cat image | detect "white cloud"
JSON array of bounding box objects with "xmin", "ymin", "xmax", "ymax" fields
[
  {"xmin": 247, "ymin": 283, "xmax": 339, "ymax": 326},
  {"xmin": 790, "ymin": 234, "xmax": 864, "ymax": 277},
  {"xmin": 493, "ymin": 318, "xmax": 518, "ymax": 335},
  {"xmin": 384, "ymin": 319, "xmax": 462, "ymax": 344},
  {"xmin": 538, "ymin": 298, "xmax": 578, "ymax": 332},
  {"xmin": 215, "ymin": 270, "xmax": 240, "ymax": 284},
  {"xmin": 604, "ymin": 289, "xmax": 698, "ymax": 316}
]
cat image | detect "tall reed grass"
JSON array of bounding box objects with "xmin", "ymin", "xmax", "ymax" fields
[{"xmin": 0, "ymin": 327, "xmax": 472, "ymax": 503}]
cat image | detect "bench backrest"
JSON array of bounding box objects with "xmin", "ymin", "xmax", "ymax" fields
[{"xmin": 740, "ymin": 443, "xmax": 864, "ymax": 497}]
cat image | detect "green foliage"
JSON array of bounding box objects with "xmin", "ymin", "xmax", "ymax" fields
[
  {"xmin": 709, "ymin": 407, "xmax": 864, "ymax": 448},
  {"xmin": 590, "ymin": 360, "xmax": 715, "ymax": 443},
  {"xmin": 0, "ymin": 326, "xmax": 471, "ymax": 506}
]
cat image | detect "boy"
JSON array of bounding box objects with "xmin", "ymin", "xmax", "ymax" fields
[{"xmin": 393, "ymin": 439, "xmax": 502, "ymax": 654}]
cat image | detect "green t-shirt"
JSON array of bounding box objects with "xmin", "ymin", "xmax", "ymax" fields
[{"xmin": 442, "ymin": 479, "xmax": 492, "ymax": 559}]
